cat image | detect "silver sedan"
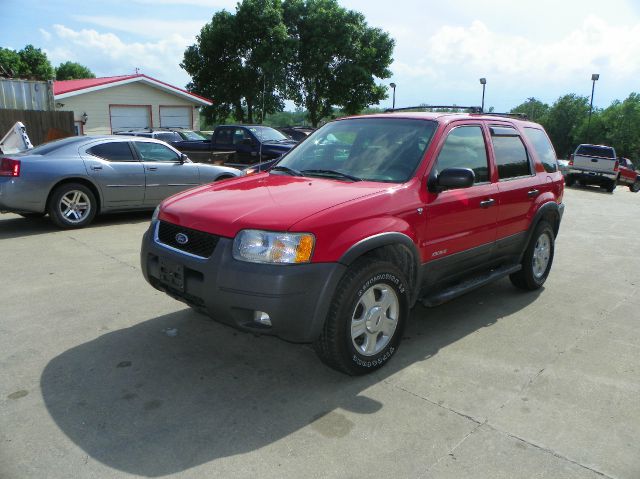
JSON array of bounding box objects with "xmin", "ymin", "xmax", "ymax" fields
[{"xmin": 0, "ymin": 136, "xmax": 242, "ymax": 228}]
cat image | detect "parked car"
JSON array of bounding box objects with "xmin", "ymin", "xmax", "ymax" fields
[
  {"xmin": 277, "ymin": 126, "xmax": 314, "ymax": 142},
  {"xmin": 141, "ymin": 110, "xmax": 565, "ymax": 375},
  {"xmin": 617, "ymin": 157, "xmax": 640, "ymax": 192},
  {"xmin": 0, "ymin": 136, "xmax": 242, "ymax": 228},
  {"xmin": 566, "ymin": 144, "xmax": 619, "ymax": 192},
  {"xmin": 209, "ymin": 125, "xmax": 297, "ymax": 165}
]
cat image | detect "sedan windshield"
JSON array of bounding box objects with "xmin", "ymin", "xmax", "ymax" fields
[{"xmin": 275, "ymin": 118, "xmax": 437, "ymax": 183}]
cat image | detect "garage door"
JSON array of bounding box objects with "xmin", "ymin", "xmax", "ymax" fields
[
  {"xmin": 110, "ymin": 106, "xmax": 151, "ymax": 133},
  {"xmin": 160, "ymin": 106, "xmax": 192, "ymax": 129}
]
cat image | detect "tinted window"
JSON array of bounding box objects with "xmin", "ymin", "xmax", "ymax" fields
[
  {"xmin": 134, "ymin": 142, "xmax": 180, "ymax": 162},
  {"xmin": 88, "ymin": 142, "xmax": 135, "ymax": 162},
  {"xmin": 491, "ymin": 127, "xmax": 531, "ymax": 179},
  {"xmin": 435, "ymin": 126, "xmax": 489, "ymax": 183},
  {"xmin": 277, "ymin": 118, "xmax": 436, "ymax": 183},
  {"xmin": 575, "ymin": 145, "xmax": 615, "ymax": 158},
  {"xmin": 155, "ymin": 132, "xmax": 180, "ymax": 143},
  {"xmin": 233, "ymin": 128, "xmax": 252, "ymax": 145},
  {"xmin": 215, "ymin": 128, "xmax": 233, "ymax": 145},
  {"xmin": 524, "ymin": 127, "xmax": 558, "ymax": 173}
]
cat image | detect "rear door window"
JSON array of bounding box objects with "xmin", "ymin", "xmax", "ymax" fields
[
  {"xmin": 490, "ymin": 126, "xmax": 532, "ymax": 180},
  {"xmin": 88, "ymin": 142, "xmax": 136, "ymax": 162}
]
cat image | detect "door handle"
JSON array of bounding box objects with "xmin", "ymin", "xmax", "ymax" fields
[
  {"xmin": 527, "ymin": 189, "xmax": 540, "ymax": 198},
  {"xmin": 147, "ymin": 166, "xmax": 158, "ymax": 171},
  {"xmin": 479, "ymin": 198, "xmax": 496, "ymax": 208},
  {"xmin": 91, "ymin": 165, "xmax": 102, "ymax": 170}
]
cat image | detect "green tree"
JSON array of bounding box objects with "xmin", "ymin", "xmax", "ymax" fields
[
  {"xmin": 599, "ymin": 93, "xmax": 640, "ymax": 161},
  {"xmin": 182, "ymin": 0, "xmax": 290, "ymax": 124},
  {"xmin": 0, "ymin": 47, "xmax": 21, "ymax": 76},
  {"xmin": 282, "ymin": 0, "xmax": 394, "ymax": 126},
  {"xmin": 17, "ymin": 44, "xmax": 54, "ymax": 80},
  {"xmin": 55, "ymin": 61, "xmax": 95, "ymax": 80},
  {"xmin": 510, "ymin": 97, "xmax": 549, "ymax": 123},
  {"xmin": 540, "ymin": 94, "xmax": 590, "ymax": 158}
]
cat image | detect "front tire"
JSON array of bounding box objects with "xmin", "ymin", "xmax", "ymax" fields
[
  {"xmin": 48, "ymin": 183, "xmax": 97, "ymax": 228},
  {"xmin": 630, "ymin": 181, "xmax": 640, "ymax": 193},
  {"xmin": 510, "ymin": 221, "xmax": 555, "ymax": 290},
  {"xmin": 314, "ymin": 259, "xmax": 409, "ymax": 375}
]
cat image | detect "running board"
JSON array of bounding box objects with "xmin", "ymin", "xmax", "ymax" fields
[{"xmin": 421, "ymin": 264, "xmax": 522, "ymax": 307}]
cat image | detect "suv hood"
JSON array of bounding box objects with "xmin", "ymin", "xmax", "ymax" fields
[{"xmin": 159, "ymin": 173, "xmax": 390, "ymax": 238}]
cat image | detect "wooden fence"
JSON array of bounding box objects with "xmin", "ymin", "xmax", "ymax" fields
[{"xmin": 0, "ymin": 109, "xmax": 75, "ymax": 146}]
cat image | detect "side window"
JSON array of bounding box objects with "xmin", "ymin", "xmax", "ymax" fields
[
  {"xmin": 88, "ymin": 142, "xmax": 135, "ymax": 162},
  {"xmin": 233, "ymin": 128, "xmax": 252, "ymax": 145},
  {"xmin": 490, "ymin": 127, "xmax": 532, "ymax": 180},
  {"xmin": 435, "ymin": 126, "xmax": 489, "ymax": 183},
  {"xmin": 215, "ymin": 128, "xmax": 233, "ymax": 145},
  {"xmin": 523, "ymin": 127, "xmax": 558, "ymax": 173},
  {"xmin": 134, "ymin": 142, "xmax": 180, "ymax": 162}
]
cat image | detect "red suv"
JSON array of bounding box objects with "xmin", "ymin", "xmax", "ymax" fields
[{"xmin": 141, "ymin": 110, "xmax": 565, "ymax": 375}]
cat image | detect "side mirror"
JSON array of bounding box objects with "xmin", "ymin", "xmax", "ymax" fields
[
  {"xmin": 180, "ymin": 153, "xmax": 188, "ymax": 164},
  {"xmin": 429, "ymin": 168, "xmax": 475, "ymax": 192}
]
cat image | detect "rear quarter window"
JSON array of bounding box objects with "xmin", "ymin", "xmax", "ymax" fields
[{"xmin": 523, "ymin": 127, "xmax": 558, "ymax": 173}]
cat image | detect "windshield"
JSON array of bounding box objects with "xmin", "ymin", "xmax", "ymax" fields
[
  {"xmin": 179, "ymin": 130, "xmax": 208, "ymax": 140},
  {"xmin": 247, "ymin": 126, "xmax": 288, "ymax": 142},
  {"xmin": 275, "ymin": 118, "xmax": 437, "ymax": 182}
]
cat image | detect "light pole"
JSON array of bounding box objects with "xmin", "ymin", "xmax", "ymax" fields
[
  {"xmin": 587, "ymin": 73, "xmax": 599, "ymax": 141},
  {"xmin": 479, "ymin": 78, "xmax": 486, "ymax": 112},
  {"xmin": 390, "ymin": 82, "xmax": 396, "ymax": 110}
]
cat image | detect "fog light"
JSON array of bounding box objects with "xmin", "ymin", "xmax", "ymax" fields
[{"xmin": 254, "ymin": 311, "xmax": 272, "ymax": 326}]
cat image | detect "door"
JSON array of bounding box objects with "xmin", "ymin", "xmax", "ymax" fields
[
  {"xmin": 81, "ymin": 140, "xmax": 145, "ymax": 208},
  {"xmin": 232, "ymin": 127, "xmax": 258, "ymax": 163},
  {"xmin": 132, "ymin": 141, "xmax": 200, "ymax": 206},
  {"xmin": 159, "ymin": 106, "xmax": 192, "ymax": 129},
  {"xmin": 109, "ymin": 105, "xmax": 151, "ymax": 133},
  {"xmin": 420, "ymin": 123, "xmax": 499, "ymax": 286},
  {"xmin": 490, "ymin": 125, "xmax": 539, "ymax": 244}
]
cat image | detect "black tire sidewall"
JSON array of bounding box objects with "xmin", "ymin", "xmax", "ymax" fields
[
  {"xmin": 49, "ymin": 183, "xmax": 97, "ymax": 228},
  {"xmin": 338, "ymin": 263, "xmax": 409, "ymax": 373}
]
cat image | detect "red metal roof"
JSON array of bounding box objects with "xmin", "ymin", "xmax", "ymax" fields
[{"xmin": 53, "ymin": 74, "xmax": 212, "ymax": 104}]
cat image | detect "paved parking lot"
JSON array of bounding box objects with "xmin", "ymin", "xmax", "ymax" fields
[{"xmin": 1, "ymin": 185, "xmax": 639, "ymax": 479}]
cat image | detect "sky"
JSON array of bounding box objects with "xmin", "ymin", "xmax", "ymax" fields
[{"xmin": 2, "ymin": 0, "xmax": 640, "ymax": 112}]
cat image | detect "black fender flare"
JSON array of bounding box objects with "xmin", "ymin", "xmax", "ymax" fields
[
  {"xmin": 520, "ymin": 201, "xmax": 564, "ymax": 261},
  {"xmin": 339, "ymin": 232, "xmax": 422, "ymax": 302}
]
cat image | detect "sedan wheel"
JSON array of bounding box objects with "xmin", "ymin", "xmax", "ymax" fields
[{"xmin": 48, "ymin": 183, "xmax": 97, "ymax": 228}]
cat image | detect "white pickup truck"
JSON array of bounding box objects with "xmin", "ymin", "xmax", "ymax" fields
[{"xmin": 565, "ymin": 144, "xmax": 620, "ymax": 192}]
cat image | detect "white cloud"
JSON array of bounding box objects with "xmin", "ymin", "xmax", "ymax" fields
[
  {"xmin": 73, "ymin": 15, "xmax": 205, "ymax": 40},
  {"xmin": 44, "ymin": 24, "xmax": 192, "ymax": 87},
  {"xmin": 39, "ymin": 29, "xmax": 51, "ymax": 42}
]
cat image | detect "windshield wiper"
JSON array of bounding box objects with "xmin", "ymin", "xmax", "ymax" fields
[
  {"xmin": 271, "ymin": 165, "xmax": 303, "ymax": 176},
  {"xmin": 301, "ymin": 169, "xmax": 362, "ymax": 182}
]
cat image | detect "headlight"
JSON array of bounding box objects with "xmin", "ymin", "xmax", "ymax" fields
[
  {"xmin": 233, "ymin": 230, "xmax": 315, "ymax": 264},
  {"xmin": 151, "ymin": 205, "xmax": 160, "ymax": 222}
]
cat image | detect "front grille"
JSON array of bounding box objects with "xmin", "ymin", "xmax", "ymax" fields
[{"xmin": 157, "ymin": 221, "xmax": 220, "ymax": 258}]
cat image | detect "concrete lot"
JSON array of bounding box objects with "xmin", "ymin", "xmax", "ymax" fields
[{"xmin": 1, "ymin": 185, "xmax": 639, "ymax": 479}]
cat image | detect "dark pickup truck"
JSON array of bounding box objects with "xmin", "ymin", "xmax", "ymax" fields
[{"xmin": 177, "ymin": 125, "xmax": 298, "ymax": 166}]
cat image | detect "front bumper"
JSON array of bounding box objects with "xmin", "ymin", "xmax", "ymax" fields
[{"xmin": 141, "ymin": 221, "xmax": 346, "ymax": 343}]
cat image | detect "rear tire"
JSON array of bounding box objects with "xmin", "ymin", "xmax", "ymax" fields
[
  {"xmin": 564, "ymin": 175, "xmax": 574, "ymax": 187},
  {"xmin": 510, "ymin": 221, "xmax": 555, "ymax": 291},
  {"xmin": 48, "ymin": 183, "xmax": 97, "ymax": 229},
  {"xmin": 314, "ymin": 259, "xmax": 409, "ymax": 375},
  {"xmin": 605, "ymin": 181, "xmax": 616, "ymax": 193},
  {"xmin": 630, "ymin": 181, "xmax": 640, "ymax": 193}
]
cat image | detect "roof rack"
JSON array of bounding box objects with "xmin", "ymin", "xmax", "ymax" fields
[
  {"xmin": 480, "ymin": 112, "xmax": 529, "ymax": 120},
  {"xmin": 385, "ymin": 105, "xmax": 483, "ymax": 114}
]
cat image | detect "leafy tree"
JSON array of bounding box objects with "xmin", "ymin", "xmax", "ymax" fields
[
  {"xmin": 282, "ymin": 0, "xmax": 394, "ymax": 126},
  {"xmin": 0, "ymin": 47, "xmax": 21, "ymax": 77},
  {"xmin": 540, "ymin": 94, "xmax": 590, "ymax": 158},
  {"xmin": 55, "ymin": 61, "xmax": 95, "ymax": 80},
  {"xmin": 600, "ymin": 93, "xmax": 640, "ymax": 161},
  {"xmin": 510, "ymin": 97, "xmax": 549, "ymax": 123},
  {"xmin": 17, "ymin": 44, "xmax": 54, "ymax": 80},
  {"xmin": 182, "ymin": 0, "xmax": 290, "ymax": 124}
]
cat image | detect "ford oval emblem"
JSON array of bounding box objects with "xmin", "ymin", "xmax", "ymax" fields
[{"xmin": 175, "ymin": 232, "xmax": 189, "ymax": 245}]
